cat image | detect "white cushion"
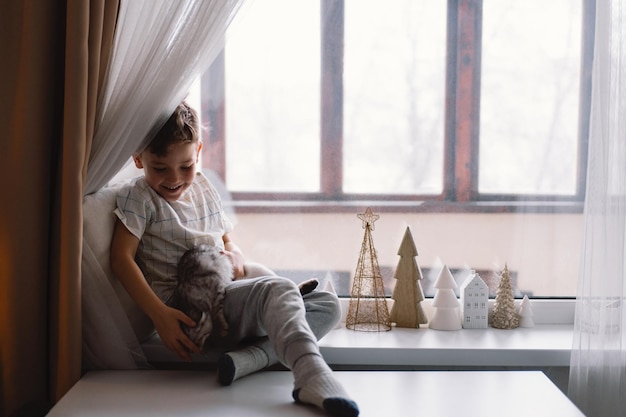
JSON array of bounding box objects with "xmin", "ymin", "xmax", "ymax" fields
[{"xmin": 83, "ymin": 183, "xmax": 155, "ymax": 342}]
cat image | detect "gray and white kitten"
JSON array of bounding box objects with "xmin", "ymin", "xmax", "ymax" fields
[{"xmin": 174, "ymin": 244, "xmax": 233, "ymax": 349}]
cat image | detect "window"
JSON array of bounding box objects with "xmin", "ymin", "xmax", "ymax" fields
[
  {"xmin": 479, "ymin": 0, "xmax": 584, "ymax": 197},
  {"xmin": 197, "ymin": 0, "xmax": 593, "ymax": 298}
]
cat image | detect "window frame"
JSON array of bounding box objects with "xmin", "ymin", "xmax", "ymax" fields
[{"xmin": 200, "ymin": 0, "xmax": 595, "ymax": 214}]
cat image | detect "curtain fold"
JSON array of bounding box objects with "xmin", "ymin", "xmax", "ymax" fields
[
  {"xmin": 568, "ymin": 1, "xmax": 626, "ymax": 416},
  {"xmin": 81, "ymin": 0, "xmax": 246, "ymax": 370},
  {"xmin": 52, "ymin": 0, "xmax": 120, "ymax": 402}
]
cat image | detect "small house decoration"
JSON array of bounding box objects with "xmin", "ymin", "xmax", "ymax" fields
[
  {"xmin": 489, "ymin": 264, "xmax": 519, "ymax": 329},
  {"xmin": 428, "ymin": 265, "xmax": 462, "ymax": 331},
  {"xmin": 390, "ymin": 227, "xmax": 428, "ymax": 328},
  {"xmin": 518, "ymin": 295, "xmax": 535, "ymax": 328},
  {"xmin": 460, "ymin": 270, "xmax": 489, "ymax": 329},
  {"xmin": 346, "ymin": 208, "xmax": 392, "ymax": 332}
]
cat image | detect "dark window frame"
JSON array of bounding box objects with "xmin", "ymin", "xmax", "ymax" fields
[{"xmin": 200, "ymin": 0, "xmax": 595, "ymax": 214}]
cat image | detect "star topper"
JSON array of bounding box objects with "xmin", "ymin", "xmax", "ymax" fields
[{"xmin": 357, "ymin": 207, "xmax": 380, "ymax": 230}]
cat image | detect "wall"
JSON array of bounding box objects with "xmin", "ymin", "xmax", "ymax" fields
[{"xmin": 230, "ymin": 211, "xmax": 583, "ymax": 297}]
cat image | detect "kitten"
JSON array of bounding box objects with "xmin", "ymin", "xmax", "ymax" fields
[{"xmin": 174, "ymin": 244, "xmax": 233, "ymax": 349}]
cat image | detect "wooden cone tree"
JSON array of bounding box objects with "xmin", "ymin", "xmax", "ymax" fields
[
  {"xmin": 490, "ymin": 264, "xmax": 519, "ymax": 329},
  {"xmin": 390, "ymin": 227, "xmax": 427, "ymax": 328},
  {"xmin": 346, "ymin": 208, "xmax": 392, "ymax": 332}
]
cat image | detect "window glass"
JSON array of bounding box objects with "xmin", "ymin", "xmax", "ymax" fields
[
  {"xmin": 479, "ymin": 0, "xmax": 582, "ymax": 195},
  {"xmin": 343, "ymin": 0, "xmax": 447, "ymax": 195},
  {"xmin": 225, "ymin": 0, "xmax": 321, "ymax": 192},
  {"xmin": 197, "ymin": 1, "xmax": 587, "ymax": 300}
]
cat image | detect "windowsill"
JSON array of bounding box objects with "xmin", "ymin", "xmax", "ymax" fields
[
  {"xmin": 320, "ymin": 324, "xmax": 573, "ymax": 368},
  {"xmin": 319, "ymin": 298, "xmax": 575, "ymax": 368}
]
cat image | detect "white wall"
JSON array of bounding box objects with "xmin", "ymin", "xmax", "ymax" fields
[{"xmin": 230, "ymin": 212, "xmax": 583, "ymax": 297}]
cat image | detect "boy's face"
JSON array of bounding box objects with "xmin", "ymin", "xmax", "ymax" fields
[{"xmin": 133, "ymin": 141, "xmax": 202, "ymax": 202}]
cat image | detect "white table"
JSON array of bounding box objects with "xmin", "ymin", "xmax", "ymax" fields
[{"xmin": 47, "ymin": 370, "xmax": 584, "ymax": 416}]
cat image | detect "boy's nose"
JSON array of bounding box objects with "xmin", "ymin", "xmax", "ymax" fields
[{"xmin": 165, "ymin": 172, "xmax": 180, "ymax": 183}]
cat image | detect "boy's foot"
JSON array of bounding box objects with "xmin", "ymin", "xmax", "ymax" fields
[
  {"xmin": 217, "ymin": 345, "xmax": 270, "ymax": 386},
  {"xmin": 292, "ymin": 372, "xmax": 359, "ymax": 417},
  {"xmin": 292, "ymin": 354, "xmax": 359, "ymax": 417}
]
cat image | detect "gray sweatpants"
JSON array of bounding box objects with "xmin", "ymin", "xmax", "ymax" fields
[{"xmin": 216, "ymin": 275, "xmax": 341, "ymax": 369}]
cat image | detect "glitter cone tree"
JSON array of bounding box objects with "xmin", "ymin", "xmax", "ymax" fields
[
  {"xmin": 489, "ymin": 264, "xmax": 519, "ymax": 329},
  {"xmin": 346, "ymin": 208, "xmax": 392, "ymax": 332}
]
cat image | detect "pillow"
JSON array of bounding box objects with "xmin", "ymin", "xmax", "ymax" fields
[{"xmin": 83, "ymin": 183, "xmax": 155, "ymax": 342}]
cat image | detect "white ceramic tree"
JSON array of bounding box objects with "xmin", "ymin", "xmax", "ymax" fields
[
  {"xmin": 429, "ymin": 265, "xmax": 462, "ymax": 331},
  {"xmin": 518, "ymin": 295, "xmax": 535, "ymax": 328},
  {"xmin": 323, "ymin": 275, "xmax": 343, "ymax": 329}
]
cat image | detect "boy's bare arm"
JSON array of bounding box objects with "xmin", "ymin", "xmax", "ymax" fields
[
  {"xmin": 110, "ymin": 220, "xmax": 199, "ymax": 360},
  {"xmin": 222, "ymin": 233, "xmax": 245, "ymax": 279}
]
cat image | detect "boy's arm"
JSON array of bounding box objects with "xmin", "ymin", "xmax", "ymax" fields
[
  {"xmin": 222, "ymin": 233, "xmax": 245, "ymax": 279},
  {"xmin": 110, "ymin": 220, "xmax": 200, "ymax": 361}
]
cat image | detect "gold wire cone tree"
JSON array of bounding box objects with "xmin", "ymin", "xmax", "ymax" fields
[{"xmin": 346, "ymin": 208, "xmax": 392, "ymax": 332}]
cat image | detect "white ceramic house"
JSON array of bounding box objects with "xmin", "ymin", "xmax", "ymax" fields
[{"xmin": 460, "ymin": 271, "xmax": 489, "ymax": 329}]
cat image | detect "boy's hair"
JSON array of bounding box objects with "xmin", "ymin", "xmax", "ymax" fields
[{"xmin": 148, "ymin": 102, "xmax": 200, "ymax": 157}]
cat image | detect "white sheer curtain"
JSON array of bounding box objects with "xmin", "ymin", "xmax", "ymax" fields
[
  {"xmin": 568, "ymin": 1, "xmax": 626, "ymax": 415},
  {"xmin": 85, "ymin": 0, "xmax": 245, "ymax": 194},
  {"xmin": 82, "ymin": 0, "xmax": 246, "ymax": 369}
]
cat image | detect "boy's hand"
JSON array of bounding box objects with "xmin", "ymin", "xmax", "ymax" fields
[
  {"xmin": 152, "ymin": 305, "xmax": 200, "ymax": 361},
  {"xmin": 222, "ymin": 249, "xmax": 245, "ymax": 279}
]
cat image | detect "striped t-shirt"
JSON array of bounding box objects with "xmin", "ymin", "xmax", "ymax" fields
[{"xmin": 114, "ymin": 171, "xmax": 233, "ymax": 303}]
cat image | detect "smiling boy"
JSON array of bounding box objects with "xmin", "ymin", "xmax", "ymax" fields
[{"xmin": 110, "ymin": 102, "xmax": 359, "ymax": 417}]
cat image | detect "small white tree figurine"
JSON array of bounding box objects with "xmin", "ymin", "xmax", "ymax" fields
[
  {"xmin": 429, "ymin": 265, "xmax": 462, "ymax": 331},
  {"xmin": 390, "ymin": 227, "xmax": 427, "ymax": 328},
  {"xmin": 518, "ymin": 295, "xmax": 535, "ymax": 328},
  {"xmin": 490, "ymin": 264, "xmax": 519, "ymax": 329},
  {"xmin": 323, "ymin": 275, "xmax": 343, "ymax": 329}
]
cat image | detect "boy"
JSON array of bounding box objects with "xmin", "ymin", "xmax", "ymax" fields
[{"xmin": 110, "ymin": 102, "xmax": 359, "ymax": 417}]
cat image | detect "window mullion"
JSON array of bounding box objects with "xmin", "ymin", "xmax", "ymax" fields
[
  {"xmin": 454, "ymin": 0, "xmax": 482, "ymax": 202},
  {"xmin": 320, "ymin": 0, "xmax": 344, "ymax": 198},
  {"xmin": 200, "ymin": 50, "xmax": 226, "ymax": 183},
  {"xmin": 576, "ymin": 0, "xmax": 595, "ymax": 199}
]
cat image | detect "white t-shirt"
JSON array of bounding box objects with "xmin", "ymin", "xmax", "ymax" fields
[{"xmin": 114, "ymin": 171, "xmax": 233, "ymax": 303}]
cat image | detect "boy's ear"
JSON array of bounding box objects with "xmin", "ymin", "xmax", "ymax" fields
[
  {"xmin": 133, "ymin": 154, "xmax": 144, "ymax": 169},
  {"xmin": 196, "ymin": 141, "xmax": 203, "ymax": 161}
]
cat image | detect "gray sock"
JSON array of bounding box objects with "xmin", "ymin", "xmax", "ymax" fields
[
  {"xmin": 217, "ymin": 345, "xmax": 270, "ymax": 386},
  {"xmin": 291, "ymin": 354, "xmax": 360, "ymax": 417}
]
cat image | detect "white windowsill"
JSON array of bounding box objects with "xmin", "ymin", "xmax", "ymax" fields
[
  {"xmin": 318, "ymin": 298, "xmax": 574, "ymax": 368},
  {"xmin": 320, "ymin": 324, "xmax": 573, "ymax": 367}
]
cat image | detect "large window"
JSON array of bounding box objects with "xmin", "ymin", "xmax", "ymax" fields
[
  {"xmin": 201, "ymin": 0, "xmax": 591, "ymax": 208},
  {"xmin": 198, "ymin": 0, "xmax": 593, "ymax": 298}
]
